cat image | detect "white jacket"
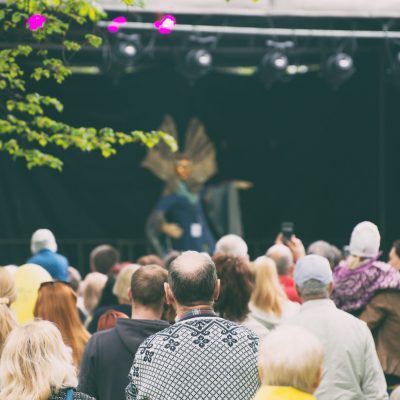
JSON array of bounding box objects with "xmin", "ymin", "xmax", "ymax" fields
[{"xmin": 287, "ymin": 299, "xmax": 388, "ymax": 400}]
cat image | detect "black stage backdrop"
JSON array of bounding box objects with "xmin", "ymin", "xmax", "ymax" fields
[{"xmin": 1, "ymin": 52, "xmax": 399, "ymax": 270}]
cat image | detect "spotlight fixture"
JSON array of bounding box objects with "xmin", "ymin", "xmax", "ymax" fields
[
  {"xmin": 259, "ymin": 51, "xmax": 289, "ymax": 88},
  {"xmin": 183, "ymin": 49, "xmax": 213, "ymax": 80},
  {"xmin": 111, "ymin": 33, "xmax": 143, "ymax": 66},
  {"xmin": 323, "ymin": 52, "xmax": 355, "ymax": 89}
]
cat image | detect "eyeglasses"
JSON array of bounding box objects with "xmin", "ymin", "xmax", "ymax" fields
[{"xmin": 39, "ymin": 280, "xmax": 71, "ymax": 290}]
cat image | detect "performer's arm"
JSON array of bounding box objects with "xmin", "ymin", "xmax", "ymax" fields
[{"xmin": 145, "ymin": 195, "xmax": 183, "ymax": 256}]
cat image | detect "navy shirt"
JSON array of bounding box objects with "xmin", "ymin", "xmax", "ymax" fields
[
  {"xmin": 27, "ymin": 248, "xmax": 69, "ymax": 281},
  {"xmin": 156, "ymin": 192, "xmax": 215, "ymax": 253}
]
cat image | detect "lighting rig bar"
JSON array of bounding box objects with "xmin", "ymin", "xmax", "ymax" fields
[{"xmin": 97, "ymin": 21, "xmax": 400, "ymax": 40}]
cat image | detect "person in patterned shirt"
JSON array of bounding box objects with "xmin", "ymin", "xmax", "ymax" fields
[{"xmin": 126, "ymin": 251, "xmax": 261, "ymax": 400}]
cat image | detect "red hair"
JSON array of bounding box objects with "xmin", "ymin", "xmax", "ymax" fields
[{"xmin": 34, "ymin": 282, "xmax": 90, "ymax": 367}]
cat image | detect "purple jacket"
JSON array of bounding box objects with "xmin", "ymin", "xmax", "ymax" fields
[{"xmin": 332, "ymin": 258, "xmax": 400, "ymax": 313}]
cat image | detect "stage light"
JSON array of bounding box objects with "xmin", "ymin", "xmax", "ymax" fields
[
  {"xmin": 259, "ymin": 51, "xmax": 289, "ymax": 88},
  {"xmin": 120, "ymin": 43, "xmax": 137, "ymax": 57},
  {"xmin": 324, "ymin": 52, "xmax": 355, "ymax": 89},
  {"xmin": 183, "ymin": 49, "xmax": 213, "ymax": 80},
  {"xmin": 111, "ymin": 33, "xmax": 143, "ymax": 65}
]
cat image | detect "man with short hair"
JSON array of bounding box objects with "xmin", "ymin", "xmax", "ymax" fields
[
  {"xmin": 288, "ymin": 255, "xmax": 388, "ymax": 400},
  {"xmin": 78, "ymin": 265, "xmax": 169, "ymax": 400},
  {"xmin": 90, "ymin": 244, "xmax": 120, "ymax": 275},
  {"xmin": 126, "ymin": 251, "xmax": 260, "ymax": 400},
  {"xmin": 266, "ymin": 243, "xmax": 301, "ymax": 303},
  {"xmin": 214, "ymin": 234, "xmax": 249, "ymax": 259}
]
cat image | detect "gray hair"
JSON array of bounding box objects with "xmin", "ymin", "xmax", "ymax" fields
[
  {"xmin": 214, "ymin": 234, "xmax": 248, "ymax": 259},
  {"xmin": 297, "ymin": 279, "xmax": 330, "ymax": 300},
  {"xmin": 307, "ymin": 241, "xmax": 342, "ymax": 268},
  {"xmin": 266, "ymin": 244, "xmax": 293, "ymax": 276}
]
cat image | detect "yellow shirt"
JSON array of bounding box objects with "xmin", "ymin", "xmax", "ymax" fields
[{"xmin": 253, "ymin": 386, "xmax": 316, "ymax": 400}]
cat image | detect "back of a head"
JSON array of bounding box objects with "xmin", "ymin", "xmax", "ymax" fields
[
  {"xmin": 214, "ymin": 234, "xmax": 249, "ymax": 259},
  {"xmin": 262, "ymin": 325, "xmax": 323, "ymax": 394},
  {"xmin": 136, "ymin": 254, "xmax": 164, "ymax": 267},
  {"xmin": 266, "ymin": 244, "xmax": 293, "ymax": 276},
  {"xmin": 68, "ymin": 266, "xmax": 82, "ymax": 294},
  {"xmin": 349, "ymin": 221, "xmax": 380, "ymax": 259},
  {"xmin": 252, "ymin": 256, "xmax": 286, "ymax": 316},
  {"xmin": 0, "ymin": 320, "xmax": 77, "ymax": 400},
  {"xmin": 113, "ymin": 264, "xmax": 141, "ymax": 303},
  {"xmin": 34, "ymin": 282, "xmax": 80, "ymax": 325},
  {"xmin": 131, "ymin": 264, "xmax": 168, "ymax": 310},
  {"xmin": 82, "ymin": 272, "xmax": 108, "ymax": 315},
  {"xmin": 213, "ymin": 254, "xmax": 253, "ymax": 322},
  {"xmin": 169, "ymin": 251, "xmax": 217, "ymax": 306},
  {"xmin": 34, "ymin": 282, "xmax": 89, "ymax": 366},
  {"xmin": 0, "ymin": 268, "xmax": 17, "ymax": 355},
  {"xmin": 30, "ymin": 229, "xmax": 57, "ymax": 254},
  {"xmin": 90, "ymin": 244, "xmax": 120, "ymax": 275},
  {"xmin": 294, "ymin": 255, "xmax": 333, "ymax": 300},
  {"xmin": 307, "ymin": 241, "xmax": 342, "ymax": 269}
]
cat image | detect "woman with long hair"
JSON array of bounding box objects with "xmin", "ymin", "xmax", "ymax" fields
[
  {"xmin": 213, "ymin": 254, "xmax": 269, "ymax": 341},
  {"xmin": 0, "ymin": 267, "xmax": 17, "ymax": 356},
  {"xmin": 0, "ymin": 320, "xmax": 94, "ymax": 400},
  {"xmin": 249, "ymin": 256, "xmax": 300, "ymax": 330},
  {"xmin": 34, "ymin": 281, "xmax": 90, "ymax": 367}
]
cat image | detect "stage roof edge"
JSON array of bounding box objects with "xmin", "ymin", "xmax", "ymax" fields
[{"xmin": 97, "ymin": 0, "xmax": 400, "ymax": 18}]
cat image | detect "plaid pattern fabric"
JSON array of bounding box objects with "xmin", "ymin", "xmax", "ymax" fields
[
  {"xmin": 126, "ymin": 317, "xmax": 260, "ymax": 400},
  {"xmin": 176, "ymin": 308, "xmax": 216, "ymax": 322}
]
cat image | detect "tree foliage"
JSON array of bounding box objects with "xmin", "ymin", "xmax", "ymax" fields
[{"xmin": 0, "ymin": 0, "xmax": 177, "ymax": 170}]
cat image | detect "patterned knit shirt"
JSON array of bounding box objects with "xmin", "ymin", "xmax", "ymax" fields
[{"xmin": 126, "ymin": 316, "xmax": 260, "ymax": 400}]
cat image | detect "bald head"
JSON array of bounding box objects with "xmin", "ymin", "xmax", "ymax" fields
[
  {"xmin": 169, "ymin": 251, "xmax": 217, "ymax": 306},
  {"xmin": 266, "ymin": 244, "xmax": 293, "ymax": 276}
]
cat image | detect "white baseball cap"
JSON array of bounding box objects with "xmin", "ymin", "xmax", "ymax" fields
[{"xmin": 294, "ymin": 255, "xmax": 333, "ymax": 287}]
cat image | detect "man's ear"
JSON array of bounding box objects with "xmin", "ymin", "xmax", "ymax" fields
[
  {"xmin": 164, "ymin": 282, "xmax": 174, "ymax": 305},
  {"xmin": 213, "ymin": 279, "xmax": 221, "ymax": 301},
  {"xmin": 128, "ymin": 288, "xmax": 133, "ymax": 303}
]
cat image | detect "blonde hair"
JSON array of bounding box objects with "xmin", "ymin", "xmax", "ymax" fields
[
  {"xmin": 251, "ymin": 256, "xmax": 287, "ymax": 317},
  {"xmin": 0, "ymin": 267, "xmax": 17, "ymax": 356},
  {"xmin": 82, "ymin": 272, "xmax": 108, "ymax": 315},
  {"xmin": 0, "ymin": 320, "xmax": 77, "ymax": 400},
  {"xmin": 346, "ymin": 255, "xmax": 366, "ymax": 270},
  {"xmin": 34, "ymin": 282, "xmax": 90, "ymax": 367},
  {"xmin": 112, "ymin": 264, "xmax": 141, "ymax": 303},
  {"xmin": 262, "ymin": 325, "xmax": 323, "ymax": 394}
]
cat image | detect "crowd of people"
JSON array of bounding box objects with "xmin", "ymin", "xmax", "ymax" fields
[{"xmin": 1, "ymin": 222, "xmax": 400, "ymax": 399}]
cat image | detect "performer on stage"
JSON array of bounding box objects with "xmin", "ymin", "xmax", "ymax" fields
[{"xmin": 142, "ymin": 115, "xmax": 251, "ymax": 256}]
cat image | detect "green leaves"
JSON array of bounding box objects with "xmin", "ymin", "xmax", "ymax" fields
[
  {"xmin": 63, "ymin": 40, "xmax": 82, "ymax": 52},
  {"xmin": 0, "ymin": 0, "xmax": 179, "ymax": 171},
  {"xmin": 85, "ymin": 34, "xmax": 103, "ymax": 48}
]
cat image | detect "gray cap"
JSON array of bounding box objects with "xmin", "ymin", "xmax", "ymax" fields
[{"xmin": 294, "ymin": 255, "xmax": 333, "ymax": 287}]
